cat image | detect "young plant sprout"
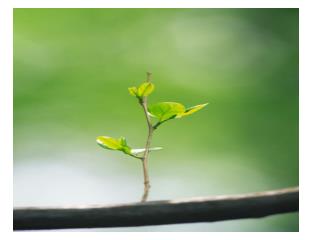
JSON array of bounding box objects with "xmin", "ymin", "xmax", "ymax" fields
[{"xmin": 96, "ymin": 72, "xmax": 208, "ymax": 202}]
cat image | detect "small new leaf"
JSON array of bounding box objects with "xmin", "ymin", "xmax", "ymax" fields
[
  {"xmin": 138, "ymin": 82, "xmax": 155, "ymax": 97},
  {"xmin": 96, "ymin": 136, "xmax": 132, "ymax": 155},
  {"xmin": 128, "ymin": 87, "xmax": 138, "ymax": 97},
  {"xmin": 97, "ymin": 136, "xmax": 124, "ymax": 150},
  {"xmin": 128, "ymin": 82, "xmax": 155, "ymax": 98},
  {"xmin": 148, "ymin": 102, "xmax": 185, "ymax": 122}
]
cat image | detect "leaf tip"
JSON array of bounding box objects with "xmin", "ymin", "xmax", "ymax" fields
[
  {"xmin": 202, "ymin": 102, "xmax": 209, "ymax": 107},
  {"xmin": 96, "ymin": 136, "xmax": 107, "ymax": 148},
  {"xmin": 96, "ymin": 136, "xmax": 104, "ymax": 144}
]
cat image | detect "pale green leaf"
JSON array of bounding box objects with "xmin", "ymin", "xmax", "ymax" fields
[
  {"xmin": 96, "ymin": 136, "xmax": 123, "ymax": 150},
  {"xmin": 137, "ymin": 82, "xmax": 155, "ymax": 97},
  {"xmin": 148, "ymin": 102, "xmax": 185, "ymax": 122},
  {"xmin": 176, "ymin": 103, "xmax": 209, "ymax": 118},
  {"xmin": 96, "ymin": 136, "xmax": 132, "ymax": 155}
]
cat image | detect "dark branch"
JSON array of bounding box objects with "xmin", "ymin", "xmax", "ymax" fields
[{"xmin": 13, "ymin": 187, "xmax": 298, "ymax": 230}]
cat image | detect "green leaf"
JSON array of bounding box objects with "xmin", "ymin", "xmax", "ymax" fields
[
  {"xmin": 131, "ymin": 147, "xmax": 163, "ymax": 154},
  {"xmin": 96, "ymin": 136, "xmax": 132, "ymax": 155},
  {"xmin": 176, "ymin": 103, "xmax": 209, "ymax": 118},
  {"xmin": 138, "ymin": 82, "xmax": 155, "ymax": 97},
  {"xmin": 128, "ymin": 82, "xmax": 155, "ymax": 98},
  {"xmin": 96, "ymin": 136, "xmax": 123, "ymax": 150},
  {"xmin": 128, "ymin": 87, "xmax": 138, "ymax": 97},
  {"xmin": 148, "ymin": 102, "xmax": 185, "ymax": 122}
]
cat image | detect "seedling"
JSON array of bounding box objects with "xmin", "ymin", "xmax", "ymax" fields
[{"xmin": 97, "ymin": 72, "xmax": 208, "ymax": 202}]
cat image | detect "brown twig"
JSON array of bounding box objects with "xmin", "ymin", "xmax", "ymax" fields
[{"xmin": 139, "ymin": 72, "xmax": 153, "ymax": 202}]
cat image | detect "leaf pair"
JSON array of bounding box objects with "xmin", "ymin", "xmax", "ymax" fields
[
  {"xmin": 128, "ymin": 82, "xmax": 155, "ymax": 99},
  {"xmin": 148, "ymin": 102, "xmax": 208, "ymax": 123},
  {"xmin": 96, "ymin": 136, "xmax": 162, "ymax": 158}
]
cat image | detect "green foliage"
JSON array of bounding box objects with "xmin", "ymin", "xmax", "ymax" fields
[
  {"xmin": 128, "ymin": 82, "xmax": 155, "ymax": 99},
  {"xmin": 96, "ymin": 136, "xmax": 131, "ymax": 155},
  {"xmin": 148, "ymin": 102, "xmax": 185, "ymax": 122},
  {"xmin": 98, "ymin": 77, "xmax": 207, "ymax": 159},
  {"xmin": 138, "ymin": 82, "xmax": 155, "ymax": 97},
  {"xmin": 149, "ymin": 102, "xmax": 208, "ymax": 124}
]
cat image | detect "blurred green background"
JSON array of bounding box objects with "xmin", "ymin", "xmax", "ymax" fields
[{"xmin": 13, "ymin": 9, "xmax": 299, "ymax": 231}]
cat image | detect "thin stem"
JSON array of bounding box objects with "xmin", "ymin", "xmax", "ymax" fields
[
  {"xmin": 140, "ymin": 101, "xmax": 153, "ymax": 202},
  {"xmin": 128, "ymin": 153, "xmax": 143, "ymax": 160},
  {"xmin": 139, "ymin": 72, "xmax": 154, "ymax": 202}
]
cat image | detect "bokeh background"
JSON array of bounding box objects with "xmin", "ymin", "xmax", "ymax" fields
[{"xmin": 13, "ymin": 8, "xmax": 299, "ymax": 231}]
